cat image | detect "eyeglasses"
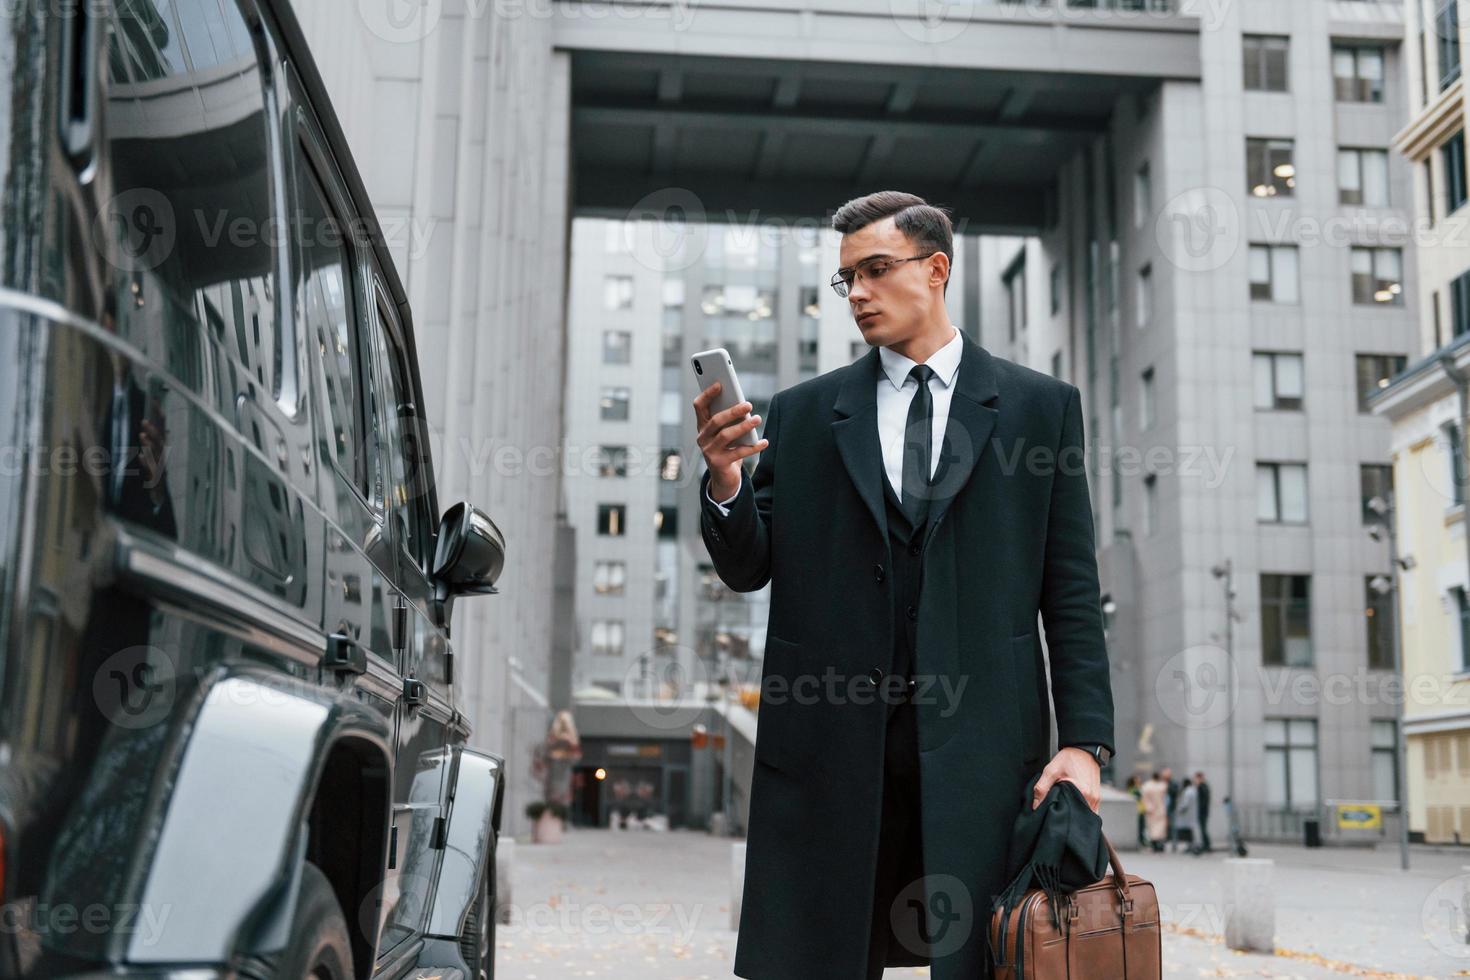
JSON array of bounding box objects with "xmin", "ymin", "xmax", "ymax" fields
[{"xmin": 830, "ymin": 252, "xmax": 937, "ymax": 298}]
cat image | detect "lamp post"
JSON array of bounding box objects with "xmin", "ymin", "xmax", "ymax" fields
[
  {"xmin": 1367, "ymin": 491, "xmax": 1414, "ymax": 872},
  {"xmin": 1209, "ymin": 559, "xmax": 1239, "ymax": 814},
  {"xmin": 721, "ymin": 654, "xmax": 734, "ymax": 836},
  {"xmin": 704, "ymin": 569, "xmax": 737, "ymax": 836}
]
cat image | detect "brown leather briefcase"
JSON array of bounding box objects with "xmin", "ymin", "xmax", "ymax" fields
[{"xmin": 988, "ymin": 834, "xmax": 1161, "ymax": 979}]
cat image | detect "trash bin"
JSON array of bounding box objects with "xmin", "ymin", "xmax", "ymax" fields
[{"xmin": 1303, "ymin": 817, "xmax": 1322, "ymax": 848}]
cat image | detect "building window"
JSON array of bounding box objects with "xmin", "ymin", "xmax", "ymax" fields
[
  {"xmin": 1426, "ymin": 158, "xmax": 1438, "ymax": 224},
  {"xmin": 1360, "ymin": 464, "xmax": 1394, "ymax": 524},
  {"xmin": 1356, "ymin": 353, "xmax": 1407, "ymax": 411},
  {"xmin": 1451, "ymin": 270, "xmax": 1470, "ymax": 339},
  {"xmin": 1134, "ymin": 162, "xmax": 1152, "ymax": 227},
  {"xmin": 1444, "ymin": 421, "xmax": 1468, "ymax": 506},
  {"xmin": 655, "ymin": 506, "xmax": 678, "ymax": 539},
  {"xmin": 600, "ymin": 385, "xmax": 630, "ymax": 421},
  {"xmin": 1143, "ymin": 472, "xmax": 1157, "ymax": 537},
  {"xmin": 1257, "ymin": 462, "xmax": 1309, "ymax": 524},
  {"xmin": 1248, "ymin": 138, "xmax": 1296, "ymax": 197},
  {"xmin": 1350, "ymin": 247, "xmax": 1404, "ymax": 305},
  {"xmin": 605, "ymin": 220, "xmax": 634, "ymax": 254},
  {"xmin": 594, "ymin": 560, "xmax": 627, "ymax": 595},
  {"xmin": 659, "ymin": 389, "xmax": 682, "ymax": 427},
  {"xmin": 597, "ymin": 445, "xmax": 628, "ymax": 478},
  {"xmin": 1050, "ymin": 262, "xmax": 1062, "ymax": 315},
  {"xmin": 1051, "ymin": 350, "xmax": 1063, "ymax": 379},
  {"xmin": 603, "ymin": 330, "xmax": 632, "ymax": 364},
  {"xmin": 1338, "ymin": 148, "xmax": 1390, "ymax": 206},
  {"xmin": 597, "ymin": 503, "xmax": 626, "ymax": 536},
  {"xmin": 1253, "ymin": 351, "xmax": 1304, "ymax": 411},
  {"xmin": 1333, "ymin": 45, "xmax": 1385, "ymax": 103},
  {"xmin": 1365, "ymin": 575, "xmax": 1394, "ymax": 670},
  {"xmin": 604, "ymin": 275, "xmax": 634, "ymax": 310},
  {"xmin": 1005, "ymin": 255, "xmax": 1027, "ymax": 341},
  {"xmin": 1454, "ymin": 586, "xmax": 1470, "ymax": 671},
  {"xmin": 1140, "ymin": 366, "xmax": 1155, "ymax": 430},
  {"xmin": 1136, "ymin": 264, "xmax": 1152, "ymax": 327},
  {"xmin": 1261, "ymin": 574, "xmax": 1313, "ymax": 667},
  {"xmin": 659, "ymin": 449, "xmax": 682, "ymax": 482},
  {"xmin": 591, "ymin": 619, "xmax": 626, "ymax": 656},
  {"xmin": 1265, "ymin": 717, "xmax": 1319, "ymax": 808},
  {"xmin": 1371, "ymin": 720, "xmax": 1399, "ymax": 802},
  {"xmin": 1438, "ymin": 0, "xmax": 1462, "ymax": 90},
  {"xmin": 1244, "ymin": 34, "xmax": 1289, "ymax": 91},
  {"xmin": 1249, "ymin": 245, "xmax": 1299, "ymax": 303},
  {"xmin": 1444, "ymin": 131, "xmax": 1467, "ymax": 214},
  {"xmin": 798, "ymin": 285, "xmax": 820, "ymax": 371}
]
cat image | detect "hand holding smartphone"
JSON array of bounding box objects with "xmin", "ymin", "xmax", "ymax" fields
[{"xmin": 691, "ymin": 347, "xmax": 766, "ymax": 500}]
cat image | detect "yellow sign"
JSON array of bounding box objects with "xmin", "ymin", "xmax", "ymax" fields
[{"xmin": 1336, "ymin": 804, "xmax": 1382, "ymax": 830}]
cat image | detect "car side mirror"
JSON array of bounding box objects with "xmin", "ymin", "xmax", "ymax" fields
[{"xmin": 431, "ymin": 502, "xmax": 505, "ymax": 632}]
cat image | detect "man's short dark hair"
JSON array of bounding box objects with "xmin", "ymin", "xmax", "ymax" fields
[{"xmin": 831, "ymin": 191, "xmax": 954, "ymax": 295}]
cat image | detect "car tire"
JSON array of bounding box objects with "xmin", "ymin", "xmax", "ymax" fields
[
  {"xmin": 251, "ymin": 860, "xmax": 354, "ymax": 980},
  {"xmin": 458, "ymin": 840, "xmax": 497, "ymax": 980}
]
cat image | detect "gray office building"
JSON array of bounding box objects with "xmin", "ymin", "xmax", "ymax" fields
[{"xmin": 300, "ymin": 0, "xmax": 1417, "ymax": 839}]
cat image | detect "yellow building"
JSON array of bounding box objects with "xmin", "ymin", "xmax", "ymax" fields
[
  {"xmin": 1375, "ymin": 0, "xmax": 1470, "ymax": 845},
  {"xmin": 1369, "ymin": 342, "xmax": 1470, "ymax": 844}
]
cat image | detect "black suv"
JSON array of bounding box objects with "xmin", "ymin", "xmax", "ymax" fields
[{"xmin": 0, "ymin": 1, "xmax": 506, "ymax": 977}]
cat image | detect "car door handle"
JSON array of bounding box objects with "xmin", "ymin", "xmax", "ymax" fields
[
  {"xmin": 403, "ymin": 676, "xmax": 427, "ymax": 707},
  {"xmin": 324, "ymin": 632, "xmax": 366, "ymax": 676}
]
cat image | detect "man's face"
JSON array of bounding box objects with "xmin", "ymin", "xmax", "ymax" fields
[{"xmin": 837, "ymin": 215, "xmax": 944, "ymax": 347}]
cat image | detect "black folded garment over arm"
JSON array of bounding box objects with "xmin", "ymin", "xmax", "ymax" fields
[{"xmin": 988, "ymin": 772, "xmax": 1110, "ymax": 969}]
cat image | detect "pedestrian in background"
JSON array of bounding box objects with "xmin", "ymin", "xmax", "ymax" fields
[
  {"xmin": 1194, "ymin": 770, "xmax": 1212, "ymax": 853},
  {"xmin": 1161, "ymin": 765, "xmax": 1180, "ymax": 852},
  {"xmin": 1141, "ymin": 771, "xmax": 1168, "ymax": 852},
  {"xmin": 1126, "ymin": 774, "xmax": 1146, "ymax": 847},
  {"xmin": 1175, "ymin": 777, "xmax": 1203, "ymax": 856}
]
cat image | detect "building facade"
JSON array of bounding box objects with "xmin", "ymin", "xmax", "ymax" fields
[
  {"xmin": 1012, "ymin": 1, "xmax": 1419, "ymax": 840},
  {"xmin": 1370, "ymin": 0, "xmax": 1470, "ymax": 845},
  {"xmin": 290, "ymin": 0, "xmax": 1429, "ymax": 843}
]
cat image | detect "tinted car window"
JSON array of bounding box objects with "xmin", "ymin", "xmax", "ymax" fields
[
  {"xmin": 102, "ymin": 0, "xmax": 289, "ymax": 405},
  {"xmin": 297, "ymin": 152, "xmax": 381, "ymax": 505},
  {"xmin": 371, "ymin": 296, "xmax": 432, "ymax": 567}
]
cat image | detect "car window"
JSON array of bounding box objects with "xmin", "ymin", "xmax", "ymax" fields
[
  {"xmin": 371, "ymin": 294, "xmax": 433, "ymax": 568},
  {"xmin": 296, "ymin": 149, "xmax": 382, "ymax": 508},
  {"xmin": 101, "ymin": 0, "xmax": 293, "ymax": 409}
]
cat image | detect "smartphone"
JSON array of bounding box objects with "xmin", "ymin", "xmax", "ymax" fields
[{"xmin": 691, "ymin": 347, "xmax": 759, "ymax": 448}]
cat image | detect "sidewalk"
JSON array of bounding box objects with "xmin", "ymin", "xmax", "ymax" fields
[
  {"xmin": 495, "ymin": 827, "xmax": 1470, "ymax": 978},
  {"xmin": 1126, "ymin": 839, "xmax": 1470, "ymax": 978}
]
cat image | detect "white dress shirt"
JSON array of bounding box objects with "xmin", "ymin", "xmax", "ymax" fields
[{"xmin": 706, "ymin": 324, "xmax": 963, "ymax": 516}]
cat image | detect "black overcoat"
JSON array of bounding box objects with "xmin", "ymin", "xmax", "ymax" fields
[{"xmin": 699, "ymin": 332, "xmax": 1116, "ymax": 980}]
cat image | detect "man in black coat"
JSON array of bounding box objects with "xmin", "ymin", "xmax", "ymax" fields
[
  {"xmin": 1162, "ymin": 765, "xmax": 1180, "ymax": 853},
  {"xmin": 693, "ymin": 191, "xmax": 1115, "ymax": 980},
  {"xmin": 1194, "ymin": 771, "xmax": 1213, "ymax": 853}
]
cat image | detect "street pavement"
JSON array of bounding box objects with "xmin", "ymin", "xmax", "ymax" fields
[{"xmin": 495, "ymin": 826, "xmax": 1470, "ymax": 979}]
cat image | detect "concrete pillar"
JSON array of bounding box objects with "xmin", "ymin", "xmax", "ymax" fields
[
  {"xmin": 1099, "ymin": 784, "xmax": 1140, "ymax": 851},
  {"xmin": 1223, "ymin": 858, "xmax": 1274, "ymax": 953},
  {"xmin": 730, "ymin": 842, "xmax": 747, "ymax": 932},
  {"xmin": 495, "ymin": 838, "xmax": 515, "ymax": 925}
]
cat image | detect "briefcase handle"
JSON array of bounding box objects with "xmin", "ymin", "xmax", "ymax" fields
[{"xmin": 1101, "ymin": 833, "xmax": 1134, "ymax": 911}]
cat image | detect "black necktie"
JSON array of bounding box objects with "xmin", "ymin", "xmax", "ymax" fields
[{"xmin": 902, "ymin": 363, "xmax": 936, "ymax": 526}]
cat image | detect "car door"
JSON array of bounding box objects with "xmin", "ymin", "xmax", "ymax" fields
[
  {"xmin": 366, "ymin": 274, "xmax": 453, "ymax": 954},
  {"xmin": 283, "ymin": 60, "xmax": 405, "ymax": 943}
]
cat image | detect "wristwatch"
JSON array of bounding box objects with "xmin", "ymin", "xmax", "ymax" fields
[{"xmin": 1066, "ymin": 743, "xmax": 1111, "ymax": 767}]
